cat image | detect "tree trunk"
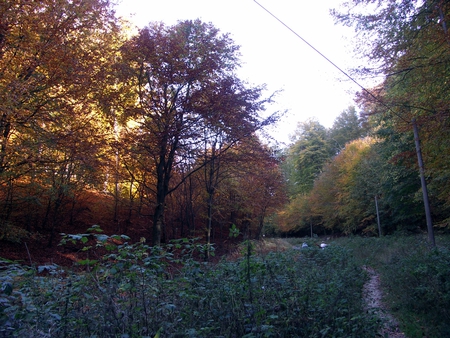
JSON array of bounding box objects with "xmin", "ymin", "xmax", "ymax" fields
[
  {"xmin": 255, "ymin": 213, "xmax": 265, "ymax": 240},
  {"xmin": 152, "ymin": 156, "xmax": 170, "ymax": 246},
  {"xmin": 152, "ymin": 202, "xmax": 164, "ymax": 246},
  {"xmin": 205, "ymin": 192, "xmax": 213, "ymax": 260},
  {"xmin": 0, "ymin": 117, "xmax": 11, "ymax": 175}
]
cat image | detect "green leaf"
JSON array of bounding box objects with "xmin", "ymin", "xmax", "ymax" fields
[
  {"xmin": 87, "ymin": 225, "xmax": 103, "ymax": 232},
  {"xmin": 95, "ymin": 234, "xmax": 109, "ymax": 242},
  {"xmin": 78, "ymin": 259, "xmax": 98, "ymax": 266},
  {"xmin": 1, "ymin": 282, "xmax": 13, "ymax": 295},
  {"xmin": 154, "ymin": 327, "xmax": 162, "ymax": 338},
  {"xmin": 105, "ymin": 244, "xmax": 116, "ymax": 251}
]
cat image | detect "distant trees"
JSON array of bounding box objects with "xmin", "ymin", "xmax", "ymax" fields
[
  {"xmin": 277, "ymin": 0, "xmax": 450, "ymax": 237},
  {"xmin": 279, "ymin": 114, "xmax": 377, "ymax": 236},
  {"xmin": 283, "ymin": 119, "xmax": 332, "ymax": 196},
  {"xmin": 329, "ymin": 106, "xmax": 366, "ymax": 154}
]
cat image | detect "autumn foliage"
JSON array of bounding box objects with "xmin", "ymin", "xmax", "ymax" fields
[
  {"xmin": 0, "ymin": 0, "xmax": 286, "ymax": 263},
  {"xmin": 2, "ymin": 0, "xmax": 450, "ymax": 264}
]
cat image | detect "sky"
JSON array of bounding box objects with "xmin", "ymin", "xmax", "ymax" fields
[{"xmin": 114, "ymin": 0, "xmax": 366, "ymax": 145}]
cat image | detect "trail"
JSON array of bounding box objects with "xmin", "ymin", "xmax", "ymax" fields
[
  {"xmin": 270, "ymin": 239, "xmax": 408, "ymax": 337},
  {"xmin": 363, "ymin": 266, "xmax": 407, "ymax": 338}
]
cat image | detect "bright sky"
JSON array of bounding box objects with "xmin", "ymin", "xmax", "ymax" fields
[{"xmin": 114, "ymin": 0, "xmax": 364, "ymax": 145}]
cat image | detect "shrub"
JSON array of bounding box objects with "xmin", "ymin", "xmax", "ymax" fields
[{"xmin": 0, "ymin": 222, "xmax": 29, "ymax": 243}]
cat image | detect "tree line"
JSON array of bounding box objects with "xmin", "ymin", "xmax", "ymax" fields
[{"xmin": 1, "ymin": 0, "xmax": 449, "ymax": 250}]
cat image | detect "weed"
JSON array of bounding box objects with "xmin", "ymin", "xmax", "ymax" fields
[{"xmin": 0, "ymin": 232, "xmax": 382, "ymax": 337}]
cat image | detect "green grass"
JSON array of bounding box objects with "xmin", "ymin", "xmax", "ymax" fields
[{"xmin": 335, "ymin": 233, "xmax": 450, "ymax": 338}]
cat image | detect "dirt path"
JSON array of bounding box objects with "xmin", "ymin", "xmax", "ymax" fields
[
  {"xmin": 268, "ymin": 240, "xmax": 408, "ymax": 337},
  {"xmin": 363, "ymin": 266, "xmax": 407, "ymax": 338}
]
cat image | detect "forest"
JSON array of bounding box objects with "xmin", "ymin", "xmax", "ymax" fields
[
  {"xmin": 1, "ymin": 0, "xmax": 450, "ymax": 337},
  {"xmin": 0, "ymin": 0, "xmax": 287, "ymax": 256},
  {"xmin": 1, "ymin": 0, "xmax": 449, "ymax": 255},
  {"xmin": 279, "ymin": 0, "xmax": 450, "ymax": 240}
]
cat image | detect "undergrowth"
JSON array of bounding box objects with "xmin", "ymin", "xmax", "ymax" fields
[
  {"xmin": 336, "ymin": 234, "xmax": 450, "ymax": 338},
  {"xmin": 0, "ymin": 229, "xmax": 378, "ymax": 337}
]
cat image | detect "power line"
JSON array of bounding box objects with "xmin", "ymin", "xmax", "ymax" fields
[
  {"xmin": 252, "ymin": 0, "xmax": 405, "ymax": 122},
  {"xmin": 253, "ymin": 1, "xmax": 435, "ymax": 246},
  {"xmin": 253, "ymin": 1, "xmax": 359, "ymax": 89}
]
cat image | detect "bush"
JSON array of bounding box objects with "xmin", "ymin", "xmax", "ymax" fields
[
  {"xmin": 0, "ymin": 222, "xmax": 29, "ymax": 243},
  {"xmin": 382, "ymin": 244, "xmax": 450, "ymax": 337}
]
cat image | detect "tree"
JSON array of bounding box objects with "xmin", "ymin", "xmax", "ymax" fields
[
  {"xmin": 333, "ymin": 0, "xmax": 450, "ymax": 126},
  {"xmin": 307, "ymin": 138, "xmax": 376, "ymax": 234},
  {"xmin": 370, "ymin": 117, "xmax": 437, "ymax": 233},
  {"xmin": 334, "ymin": 0, "xmax": 450, "ymax": 235},
  {"xmin": 200, "ymin": 126, "xmax": 227, "ymax": 258},
  {"xmin": 0, "ymin": 0, "xmax": 119, "ymax": 234},
  {"xmin": 329, "ymin": 106, "xmax": 365, "ymax": 153},
  {"xmin": 232, "ymin": 138, "xmax": 286, "ymax": 239},
  {"xmin": 0, "ymin": 0, "xmax": 117, "ymax": 174},
  {"xmin": 276, "ymin": 193, "xmax": 312, "ymax": 236},
  {"xmin": 200, "ymin": 137, "xmax": 286, "ymax": 241},
  {"xmin": 120, "ymin": 20, "xmax": 270, "ymax": 245},
  {"xmin": 284, "ymin": 119, "xmax": 332, "ymax": 196}
]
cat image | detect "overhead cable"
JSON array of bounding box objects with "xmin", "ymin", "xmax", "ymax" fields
[{"xmin": 252, "ymin": 0, "xmax": 405, "ymax": 121}]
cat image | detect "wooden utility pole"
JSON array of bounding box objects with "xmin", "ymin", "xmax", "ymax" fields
[
  {"xmin": 412, "ymin": 119, "xmax": 435, "ymax": 247},
  {"xmin": 375, "ymin": 195, "xmax": 382, "ymax": 237}
]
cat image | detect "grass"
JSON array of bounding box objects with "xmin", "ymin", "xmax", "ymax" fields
[{"xmin": 334, "ymin": 233, "xmax": 450, "ymax": 338}]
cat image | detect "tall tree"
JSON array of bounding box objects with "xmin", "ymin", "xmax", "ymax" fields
[
  {"xmin": 284, "ymin": 119, "xmax": 332, "ymax": 196},
  {"xmin": 0, "ymin": 0, "xmax": 117, "ymax": 174},
  {"xmin": 329, "ymin": 106, "xmax": 365, "ymax": 153},
  {"xmin": 121, "ymin": 20, "xmax": 269, "ymax": 245},
  {"xmin": 334, "ymin": 0, "xmax": 450, "ymax": 233}
]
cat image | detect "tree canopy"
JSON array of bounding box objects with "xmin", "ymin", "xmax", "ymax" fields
[
  {"xmin": 0, "ymin": 0, "xmax": 284, "ymax": 249},
  {"xmin": 2, "ymin": 0, "xmax": 450, "ymax": 250}
]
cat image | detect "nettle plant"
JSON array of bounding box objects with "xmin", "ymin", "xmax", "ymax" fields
[
  {"xmin": 59, "ymin": 225, "xmax": 213, "ymax": 270},
  {"xmin": 2, "ymin": 228, "xmax": 381, "ymax": 337},
  {"xmin": 1, "ymin": 226, "xmax": 216, "ymax": 337}
]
